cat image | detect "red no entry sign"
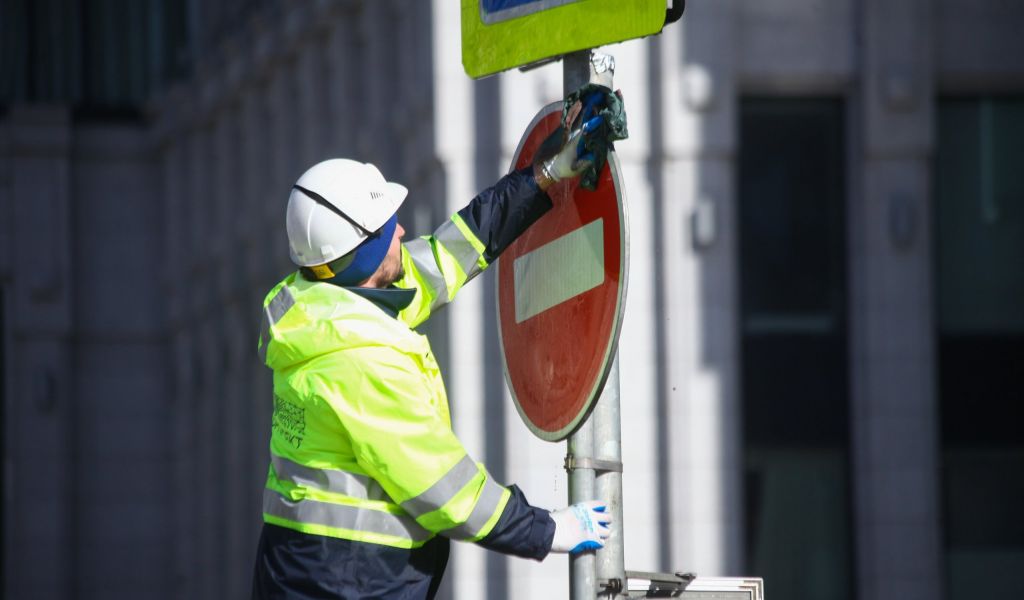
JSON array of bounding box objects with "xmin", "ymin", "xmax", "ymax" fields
[{"xmin": 497, "ymin": 103, "xmax": 628, "ymax": 442}]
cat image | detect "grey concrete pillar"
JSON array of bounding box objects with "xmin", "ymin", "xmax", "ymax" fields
[
  {"xmin": 238, "ymin": 69, "xmax": 275, "ymax": 549},
  {"xmin": 263, "ymin": 45, "xmax": 299, "ymax": 279},
  {"xmin": 430, "ymin": 2, "xmax": 491, "ymax": 597},
  {"xmin": 4, "ymin": 107, "xmax": 75, "ymax": 599},
  {"xmin": 71, "ymin": 124, "xmax": 167, "ymax": 597},
  {"xmin": 323, "ymin": 9, "xmax": 362, "ymax": 159},
  {"xmin": 657, "ymin": 0, "xmax": 744, "ymax": 576},
  {"xmin": 851, "ymin": 2, "xmax": 943, "ymax": 599},
  {"xmin": 238, "ymin": 77, "xmax": 271, "ymax": 281},
  {"xmin": 212, "ymin": 101, "xmax": 251, "ymax": 598},
  {"xmin": 295, "ymin": 30, "xmax": 331, "ymax": 169},
  {"xmin": 155, "ymin": 110, "xmax": 197, "ymax": 598},
  {"xmin": 0, "ymin": 121, "xmax": 11, "ymax": 280}
]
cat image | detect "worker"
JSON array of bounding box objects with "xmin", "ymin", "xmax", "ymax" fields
[{"xmin": 251, "ymin": 110, "xmax": 615, "ymax": 599}]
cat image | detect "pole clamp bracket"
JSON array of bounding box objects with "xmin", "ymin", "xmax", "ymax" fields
[
  {"xmin": 564, "ymin": 454, "xmax": 623, "ymax": 473},
  {"xmin": 598, "ymin": 577, "xmax": 624, "ymax": 595}
]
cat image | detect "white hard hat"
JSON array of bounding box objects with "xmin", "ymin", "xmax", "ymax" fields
[{"xmin": 286, "ymin": 159, "xmax": 408, "ymax": 267}]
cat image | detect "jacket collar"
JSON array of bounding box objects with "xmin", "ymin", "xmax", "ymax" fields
[
  {"xmin": 346, "ymin": 286, "xmax": 416, "ymax": 318},
  {"xmin": 299, "ymin": 271, "xmax": 415, "ymax": 318}
]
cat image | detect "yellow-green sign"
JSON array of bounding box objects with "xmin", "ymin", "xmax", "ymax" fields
[{"xmin": 462, "ymin": 0, "xmax": 667, "ymax": 79}]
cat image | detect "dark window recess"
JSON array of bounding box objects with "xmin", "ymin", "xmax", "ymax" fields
[
  {"xmin": 936, "ymin": 97, "xmax": 1024, "ymax": 600},
  {"xmin": 0, "ymin": 0, "xmax": 191, "ymax": 112},
  {"xmin": 0, "ymin": 289, "xmax": 5, "ymax": 592},
  {"xmin": 738, "ymin": 98, "xmax": 854, "ymax": 600},
  {"xmin": 939, "ymin": 335, "xmax": 1024, "ymax": 447}
]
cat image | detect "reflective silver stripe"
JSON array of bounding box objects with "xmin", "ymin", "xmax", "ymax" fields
[
  {"xmin": 259, "ymin": 286, "xmax": 295, "ymax": 361},
  {"xmin": 263, "ymin": 488, "xmax": 432, "ymax": 543},
  {"xmin": 435, "ymin": 219, "xmax": 484, "ymax": 282},
  {"xmin": 271, "ymin": 454, "xmax": 389, "ymax": 501},
  {"xmin": 266, "ymin": 286, "xmax": 296, "ymax": 325},
  {"xmin": 400, "ymin": 454, "xmax": 478, "ymax": 518},
  {"xmin": 442, "ymin": 475, "xmax": 507, "ymax": 540},
  {"xmin": 404, "ymin": 238, "xmax": 449, "ymax": 311}
]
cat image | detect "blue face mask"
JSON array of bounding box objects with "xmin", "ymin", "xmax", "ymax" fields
[{"xmin": 330, "ymin": 213, "xmax": 398, "ymax": 286}]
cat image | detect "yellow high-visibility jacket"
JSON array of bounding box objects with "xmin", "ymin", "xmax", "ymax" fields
[{"xmin": 257, "ymin": 170, "xmax": 552, "ymax": 550}]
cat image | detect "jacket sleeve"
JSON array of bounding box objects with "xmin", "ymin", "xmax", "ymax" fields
[
  {"xmin": 328, "ymin": 345, "xmax": 512, "ymax": 543},
  {"xmin": 475, "ymin": 484, "xmax": 555, "ymax": 560},
  {"xmin": 396, "ymin": 167, "xmax": 552, "ymax": 328}
]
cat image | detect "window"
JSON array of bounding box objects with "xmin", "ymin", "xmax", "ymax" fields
[
  {"xmin": 936, "ymin": 97, "xmax": 1024, "ymax": 600},
  {"xmin": 0, "ymin": 287, "xmax": 5, "ymax": 592},
  {"xmin": 0, "ymin": 0, "xmax": 191, "ymax": 112},
  {"xmin": 738, "ymin": 98, "xmax": 853, "ymax": 600}
]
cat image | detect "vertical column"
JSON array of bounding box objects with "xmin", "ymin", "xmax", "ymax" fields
[
  {"xmin": 604, "ymin": 36, "xmax": 661, "ymax": 576},
  {"xmin": 0, "ymin": 121, "xmax": 10, "ymax": 600},
  {"xmin": 0, "ymin": 117, "xmax": 10, "ymax": 600},
  {"xmin": 359, "ymin": 1, "xmax": 398, "ymax": 169},
  {"xmin": 71, "ymin": 124, "xmax": 167, "ymax": 598},
  {"xmin": 239, "ymin": 76, "xmax": 273, "ymax": 541},
  {"xmin": 0, "ymin": 121, "xmax": 11, "ymax": 279},
  {"xmin": 395, "ymin": 2, "xmax": 437, "ymax": 195},
  {"xmin": 852, "ymin": 2, "xmax": 941, "ymax": 600},
  {"xmin": 212, "ymin": 99, "xmax": 250, "ymax": 598},
  {"xmin": 294, "ymin": 33, "xmax": 331, "ymax": 168},
  {"xmin": 323, "ymin": 10, "xmax": 361, "ymax": 159},
  {"xmin": 221, "ymin": 300, "xmax": 250, "ymax": 599},
  {"xmin": 656, "ymin": 0, "xmax": 744, "ymax": 575},
  {"xmin": 5, "ymin": 107, "xmax": 74, "ymax": 599},
  {"xmin": 431, "ymin": 2, "xmax": 489, "ymax": 598},
  {"xmin": 158, "ymin": 115, "xmax": 199, "ymax": 599},
  {"xmin": 469, "ymin": 25, "xmax": 510, "ymax": 600},
  {"xmin": 264, "ymin": 48, "xmax": 298, "ymax": 279},
  {"xmin": 186, "ymin": 117, "xmax": 219, "ymax": 598}
]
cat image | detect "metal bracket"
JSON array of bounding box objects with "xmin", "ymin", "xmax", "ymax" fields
[
  {"xmin": 517, "ymin": 54, "xmax": 563, "ymax": 73},
  {"xmin": 598, "ymin": 577, "xmax": 623, "ymax": 595},
  {"xmin": 564, "ymin": 454, "xmax": 623, "ymax": 473},
  {"xmin": 624, "ymin": 571, "xmax": 697, "ymax": 597}
]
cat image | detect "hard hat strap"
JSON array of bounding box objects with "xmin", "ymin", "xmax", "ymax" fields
[{"xmin": 292, "ymin": 185, "xmax": 378, "ymax": 238}]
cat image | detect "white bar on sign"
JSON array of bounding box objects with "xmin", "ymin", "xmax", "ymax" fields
[{"xmin": 514, "ymin": 219, "xmax": 605, "ymax": 323}]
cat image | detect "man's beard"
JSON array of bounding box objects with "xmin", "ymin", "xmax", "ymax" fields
[
  {"xmin": 389, "ymin": 264, "xmax": 405, "ymax": 286},
  {"xmin": 381, "ymin": 257, "xmax": 405, "ymax": 287}
]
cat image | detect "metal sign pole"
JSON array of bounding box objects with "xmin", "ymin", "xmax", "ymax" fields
[
  {"xmin": 563, "ymin": 49, "xmax": 627, "ymax": 599},
  {"xmin": 564, "ymin": 49, "xmax": 598, "ymax": 600},
  {"xmin": 594, "ymin": 353, "xmax": 625, "ymax": 597},
  {"xmin": 568, "ymin": 404, "xmax": 597, "ymax": 599}
]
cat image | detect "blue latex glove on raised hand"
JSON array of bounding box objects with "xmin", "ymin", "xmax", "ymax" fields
[{"xmin": 549, "ymin": 501, "xmax": 611, "ymax": 554}]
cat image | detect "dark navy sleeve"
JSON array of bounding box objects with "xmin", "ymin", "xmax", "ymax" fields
[
  {"xmin": 475, "ymin": 485, "xmax": 555, "ymax": 560},
  {"xmin": 457, "ymin": 167, "xmax": 553, "ymax": 263}
]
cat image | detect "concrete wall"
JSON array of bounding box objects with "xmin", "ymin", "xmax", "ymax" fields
[
  {"xmin": 1, "ymin": 107, "xmax": 76, "ymax": 599},
  {"xmin": 0, "ymin": 108, "xmax": 166, "ymax": 598},
  {"xmin": 850, "ymin": 2, "xmax": 942, "ymax": 599}
]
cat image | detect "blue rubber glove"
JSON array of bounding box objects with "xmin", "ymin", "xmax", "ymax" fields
[
  {"xmin": 540, "ymin": 115, "xmax": 602, "ymax": 181},
  {"xmin": 549, "ymin": 501, "xmax": 611, "ymax": 554}
]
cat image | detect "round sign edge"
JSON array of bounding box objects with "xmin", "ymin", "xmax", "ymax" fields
[
  {"xmin": 496, "ymin": 102, "xmax": 562, "ymax": 442},
  {"xmin": 496, "ymin": 103, "xmax": 630, "ymax": 443}
]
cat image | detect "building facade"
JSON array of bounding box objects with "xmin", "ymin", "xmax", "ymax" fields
[{"xmin": 1, "ymin": 1, "xmax": 1021, "ymax": 599}]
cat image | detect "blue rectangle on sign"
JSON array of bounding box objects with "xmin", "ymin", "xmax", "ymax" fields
[
  {"xmin": 480, "ymin": 0, "xmax": 581, "ymax": 24},
  {"xmin": 482, "ymin": 0, "xmax": 537, "ymax": 10}
]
